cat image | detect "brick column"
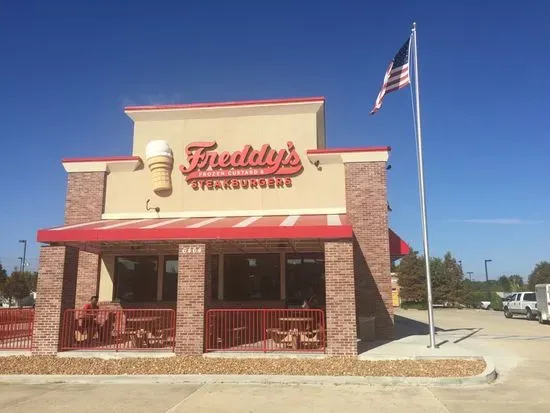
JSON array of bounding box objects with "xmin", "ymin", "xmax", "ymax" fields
[
  {"xmin": 175, "ymin": 243, "xmax": 207, "ymax": 355},
  {"xmin": 345, "ymin": 162, "xmax": 393, "ymax": 339},
  {"xmin": 32, "ymin": 246, "xmax": 79, "ymax": 355},
  {"xmin": 64, "ymin": 172, "xmax": 107, "ymax": 225},
  {"xmin": 75, "ymin": 251, "xmax": 100, "ymax": 308},
  {"xmin": 325, "ymin": 240, "xmax": 357, "ymax": 356},
  {"xmin": 64, "ymin": 171, "xmax": 106, "ymax": 307}
]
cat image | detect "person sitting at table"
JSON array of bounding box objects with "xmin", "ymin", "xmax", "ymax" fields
[
  {"xmin": 301, "ymin": 287, "xmax": 319, "ymax": 309},
  {"xmin": 80, "ymin": 295, "xmax": 100, "ymax": 342},
  {"xmin": 83, "ymin": 295, "xmax": 99, "ymax": 312}
]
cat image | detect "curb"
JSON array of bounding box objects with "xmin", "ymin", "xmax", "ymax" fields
[{"xmin": 0, "ymin": 356, "xmax": 496, "ymax": 387}]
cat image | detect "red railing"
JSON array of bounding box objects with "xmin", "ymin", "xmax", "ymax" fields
[
  {"xmin": 0, "ymin": 308, "xmax": 34, "ymax": 350},
  {"xmin": 205, "ymin": 309, "xmax": 326, "ymax": 353},
  {"xmin": 60, "ymin": 309, "xmax": 176, "ymax": 352}
]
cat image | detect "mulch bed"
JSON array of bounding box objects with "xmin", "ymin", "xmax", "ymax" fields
[{"xmin": 0, "ymin": 356, "xmax": 485, "ymax": 377}]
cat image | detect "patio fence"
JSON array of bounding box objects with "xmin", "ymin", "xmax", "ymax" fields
[
  {"xmin": 0, "ymin": 308, "xmax": 34, "ymax": 350},
  {"xmin": 60, "ymin": 308, "xmax": 176, "ymax": 352},
  {"xmin": 205, "ymin": 308, "xmax": 326, "ymax": 353}
]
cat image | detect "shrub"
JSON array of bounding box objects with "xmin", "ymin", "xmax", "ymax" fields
[
  {"xmin": 490, "ymin": 293, "xmax": 503, "ymax": 311},
  {"xmin": 400, "ymin": 301, "xmax": 428, "ymax": 310}
]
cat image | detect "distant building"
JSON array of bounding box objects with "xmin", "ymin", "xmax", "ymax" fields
[{"xmin": 391, "ymin": 272, "xmax": 400, "ymax": 307}]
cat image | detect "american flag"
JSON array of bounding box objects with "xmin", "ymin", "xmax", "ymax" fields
[{"xmin": 370, "ymin": 38, "xmax": 411, "ymax": 114}]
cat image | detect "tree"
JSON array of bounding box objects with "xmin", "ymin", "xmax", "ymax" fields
[
  {"xmin": 396, "ymin": 250, "xmax": 426, "ymax": 302},
  {"xmin": 441, "ymin": 252, "xmax": 464, "ymax": 305},
  {"xmin": 2, "ymin": 272, "xmax": 31, "ymax": 306},
  {"xmin": 508, "ymin": 275, "xmax": 524, "ymax": 291},
  {"xmin": 22, "ymin": 271, "xmax": 38, "ymax": 292},
  {"xmin": 0, "ymin": 262, "xmax": 8, "ymax": 304},
  {"xmin": 0, "ymin": 262, "xmax": 7, "ymax": 288},
  {"xmin": 528, "ymin": 261, "xmax": 550, "ymax": 290},
  {"xmin": 430, "ymin": 257, "xmax": 446, "ymax": 304},
  {"xmin": 497, "ymin": 275, "xmax": 511, "ymax": 292}
]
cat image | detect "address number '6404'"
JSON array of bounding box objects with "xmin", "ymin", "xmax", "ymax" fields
[{"xmin": 181, "ymin": 246, "xmax": 203, "ymax": 254}]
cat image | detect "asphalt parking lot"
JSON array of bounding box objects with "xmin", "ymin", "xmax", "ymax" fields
[{"xmin": 1, "ymin": 308, "xmax": 549, "ymax": 413}]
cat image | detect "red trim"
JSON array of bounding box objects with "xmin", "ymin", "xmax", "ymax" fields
[
  {"xmin": 307, "ymin": 146, "xmax": 391, "ymax": 155},
  {"xmin": 389, "ymin": 229, "xmax": 410, "ymax": 257},
  {"xmin": 37, "ymin": 225, "xmax": 352, "ymax": 243},
  {"xmin": 62, "ymin": 156, "xmax": 141, "ymax": 163},
  {"xmin": 124, "ymin": 97, "xmax": 326, "ymax": 112}
]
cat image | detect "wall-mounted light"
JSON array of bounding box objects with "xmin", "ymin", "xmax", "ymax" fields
[{"xmin": 145, "ymin": 199, "xmax": 160, "ymax": 213}]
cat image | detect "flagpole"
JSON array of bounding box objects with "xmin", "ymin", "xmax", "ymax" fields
[{"xmin": 411, "ymin": 22, "xmax": 437, "ymax": 349}]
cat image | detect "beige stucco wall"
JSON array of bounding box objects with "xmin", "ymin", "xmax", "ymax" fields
[
  {"xmin": 103, "ymin": 102, "xmax": 346, "ymax": 218},
  {"xmin": 98, "ymin": 255, "xmax": 115, "ymax": 302}
]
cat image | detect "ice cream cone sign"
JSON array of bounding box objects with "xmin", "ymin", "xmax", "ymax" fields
[{"xmin": 145, "ymin": 140, "xmax": 174, "ymax": 195}]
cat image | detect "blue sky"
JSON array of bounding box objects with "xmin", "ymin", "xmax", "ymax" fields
[{"xmin": 1, "ymin": 0, "xmax": 548, "ymax": 280}]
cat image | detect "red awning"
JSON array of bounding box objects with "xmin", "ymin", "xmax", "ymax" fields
[
  {"xmin": 389, "ymin": 229, "xmax": 410, "ymax": 259},
  {"xmin": 37, "ymin": 215, "xmax": 353, "ymax": 243}
]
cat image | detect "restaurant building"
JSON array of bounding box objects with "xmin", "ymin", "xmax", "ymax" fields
[{"xmin": 33, "ymin": 97, "xmax": 409, "ymax": 357}]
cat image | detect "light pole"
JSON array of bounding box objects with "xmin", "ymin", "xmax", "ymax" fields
[
  {"xmin": 467, "ymin": 271, "xmax": 473, "ymax": 281},
  {"xmin": 458, "ymin": 260, "xmax": 463, "ymax": 275},
  {"xmin": 484, "ymin": 259, "xmax": 492, "ymax": 282},
  {"xmin": 484, "ymin": 259, "xmax": 492, "ymax": 300},
  {"xmin": 18, "ymin": 240, "xmax": 27, "ymax": 273}
]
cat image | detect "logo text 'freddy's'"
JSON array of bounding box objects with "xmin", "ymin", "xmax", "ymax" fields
[{"xmin": 179, "ymin": 141, "xmax": 303, "ymax": 190}]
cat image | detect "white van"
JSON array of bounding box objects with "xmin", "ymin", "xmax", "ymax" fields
[{"xmin": 535, "ymin": 284, "xmax": 550, "ymax": 324}]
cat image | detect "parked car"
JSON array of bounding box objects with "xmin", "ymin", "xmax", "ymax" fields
[
  {"xmin": 535, "ymin": 284, "xmax": 550, "ymax": 324},
  {"xmin": 503, "ymin": 292, "xmax": 538, "ymax": 320}
]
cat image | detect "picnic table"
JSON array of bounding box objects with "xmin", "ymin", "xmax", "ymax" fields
[{"xmin": 270, "ymin": 316, "xmax": 320, "ymax": 350}]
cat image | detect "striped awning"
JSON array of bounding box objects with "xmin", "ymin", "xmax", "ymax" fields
[
  {"xmin": 389, "ymin": 229, "xmax": 410, "ymax": 259},
  {"xmin": 37, "ymin": 214, "xmax": 353, "ymax": 243}
]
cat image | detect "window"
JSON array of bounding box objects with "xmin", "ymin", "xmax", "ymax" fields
[
  {"xmin": 223, "ymin": 254, "xmax": 280, "ymax": 301},
  {"xmin": 210, "ymin": 254, "xmax": 219, "ymax": 300},
  {"xmin": 114, "ymin": 256, "xmax": 158, "ymax": 302},
  {"xmin": 524, "ymin": 293, "xmax": 536, "ymax": 301},
  {"xmin": 163, "ymin": 256, "xmax": 178, "ymax": 301},
  {"xmin": 285, "ymin": 253, "xmax": 325, "ymax": 306}
]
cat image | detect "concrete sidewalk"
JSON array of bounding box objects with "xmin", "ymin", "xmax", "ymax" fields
[{"xmin": 358, "ymin": 333, "xmax": 480, "ymax": 360}]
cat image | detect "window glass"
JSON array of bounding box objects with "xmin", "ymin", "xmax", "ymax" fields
[
  {"xmin": 524, "ymin": 293, "xmax": 536, "ymax": 301},
  {"xmin": 163, "ymin": 256, "xmax": 178, "ymax": 301},
  {"xmin": 210, "ymin": 254, "xmax": 219, "ymax": 300},
  {"xmin": 285, "ymin": 253, "xmax": 325, "ymax": 307},
  {"xmin": 223, "ymin": 254, "xmax": 280, "ymax": 301},
  {"xmin": 114, "ymin": 256, "xmax": 158, "ymax": 302}
]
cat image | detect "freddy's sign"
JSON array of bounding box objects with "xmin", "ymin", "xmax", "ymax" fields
[{"xmin": 179, "ymin": 141, "xmax": 303, "ymax": 190}]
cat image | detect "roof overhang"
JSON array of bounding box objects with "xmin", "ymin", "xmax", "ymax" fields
[
  {"xmin": 306, "ymin": 147, "xmax": 390, "ymax": 165},
  {"xmin": 37, "ymin": 216, "xmax": 410, "ymax": 260},
  {"xmin": 389, "ymin": 229, "xmax": 411, "ymax": 261},
  {"xmin": 37, "ymin": 214, "xmax": 352, "ymax": 244},
  {"xmin": 124, "ymin": 97, "xmax": 326, "ymax": 122},
  {"xmin": 62, "ymin": 156, "xmax": 142, "ymax": 173}
]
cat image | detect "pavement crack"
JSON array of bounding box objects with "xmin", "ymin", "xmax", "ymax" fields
[
  {"xmin": 426, "ymin": 387, "xmax": 451, "ymax": 413},
  {"xmin": 163, "ymin": 384, "xmax": 205, "ymax": 413}
]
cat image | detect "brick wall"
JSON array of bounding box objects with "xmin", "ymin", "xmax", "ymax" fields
[
  {"xmin": 204, "ymin": 251, "xmax": 212, "ymax": 308},
  {"xmin": 64, "ymin": 171, "xmax": 106, "ymax": 307},
  {"xmin": 324, "ymin": 240, "xmax": 357, "ymax": 356},
  {"xmin": 175, "ymin": 243, "xmax": 207, "ymax": 355},
  {"xmin": 75, "ymin": 250, "xmax": 100, "ymax": 308},
  {"xmin": 345, "ymin": 162, "xmax": 393, "ymax": 339},
  {"xmin": 64, "ymin": 172, "xmax": 107, "ymax": 225},
  {"xmin": 32, "ymin": 246, "xmax": 79, "ymax": 355}
]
